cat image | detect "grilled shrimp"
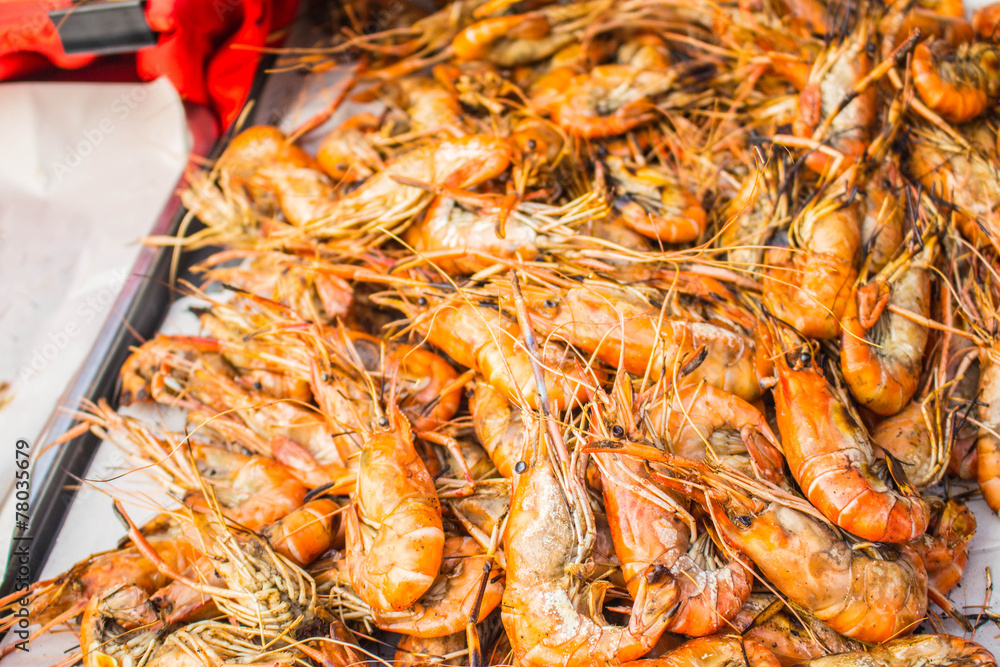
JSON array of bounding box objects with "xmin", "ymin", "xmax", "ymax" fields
[
  {"xmin": 343, "ymin": 388, "xmax": 445, "ymax": 612},
  {"xmin": 371, "ymin": 535, "xmax": 504, "ymax": 637},
  {"xmin": 316, "ymin": 112, "xmax": 383, "ymax": 183},
  {"xmin": 977, "ymin": 342, "xmax": 1000, "ymax": 512},
  {"xmin": 871, "ymin": 400, "xmax": 946, "ymax": 490},
  {"xmin": 841, "ymin": 250, "xmax": 932, "ymax": 417},
  {"xmin": 792, "ymin": 19, "xmax": 877, "ymax": 175},
  {"xmin": 79, "ymin": 585, "xmax": 165, "ymax": 667},
  {"xmin": 590, "ymin": 379, "xmax": 753, "ymax": 637},
  {"xmin": 268, "ymin": 134, "xmax": 511, "ymax": 241},
  {"xmin": 742, "ymin": 604, "xmax": 863, "ymax": 664},
  {"xmin": 387, "ymin": 291, "xmax": 596, "ymax": 411},
  {"xmin": 974, "ymin": 2, "xmax": 1000, "ymax": 39},
  {"xmin": 910, "ymin": 500, "xmax": 976, "ymax": 605},
  {"xmin": 471, "ymin": 378, "xmax": 525, "ymax": 478},
  {"xmin": 215, "ymin": 125, "xmax": 337, "ymax": 224},
  {"xmin": 182, "ymin": 443, "xmax": 309, "ymax": 529},
  {"xmin": 404, "ymin": 193, "xmax": 542, "ymax": 273},
  {"xmin": 647, "ymin": 382, "xmax": 786, "ymax": 484},
  {"xmin": 912, "ymin": 38, "xmax": 1000, "ymax": 123},
  {"xmin": 620, "ymin": 635, "xmax": 781, "ymax": 667},
  {"xmin": 706, "ymin": 486, "xmax": 928, "ymax": 643},
  {"xmin": 196, "ymin": 248, "xmax": 355, "ymax": 323},
  {"xmin": 791, "ymin": 635, "xmax": 996, "ymax": 667},
  {"xmin": 549, "ymin": 64, "xmax": 673, "ymax": 139},
  {"xmin": 395, "ymin": 631, "xmax": 469, "ymax": 666},
  {"xmin": 763, "ymin": 176, "xmax": 860, "ymax": 340},
  {"xmin": 603, "ymin": 156, "xmax": 708, "ymax": 244},
  {"xmin": 509, "ymin": 280, "xmax": 767, "ymax": 400},
  {"xmin": 261, "ymin": 498, "xmax": 343, "ymax": 567},
  {"xmin": 903, "ymin": 119, "xmax": 1000, "ymax": 251},
  {"xmin": 502, "ymin": 417, "xmax": 680, "ymax": 666},
  {"xmin": 452, "ymin": 2, "xmax": 609, "ymax": 67},
  {"xmin": 773, "ymin": 342, "xmax": 930, "ymax": 542}
]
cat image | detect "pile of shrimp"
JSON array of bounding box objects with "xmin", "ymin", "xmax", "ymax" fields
[{"xmin": 12, "ymin": 0, "xmax": 1000, "ymax": 664}]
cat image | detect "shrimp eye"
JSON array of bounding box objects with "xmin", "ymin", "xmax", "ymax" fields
[
  {"xmin": 645, "ymin": 564, "xmax": 671, "ymax": 585},
  {"xmin": 252, "ymin": 381, "xmax": 263, "ymax": 391},
  {"xmin": 416, "ymin": 296, "xmax": 428, "ymax": 306},
  {"xmin": 321, "ymin": 373, "xmax": 331, "ymax": 383},
  {"xmin": 542, "ymin": 299, "xmax": 557, "ymax": 309},
  {"xmin": 377, "ymin": 416, "xmax": 390, "ymax": 428},
  {"xmin": 735, "ymin": 515, "xmax": 753, "ymax": 528},
  {"xmin": 611, "ymin": 424, "xmax": 625, "ymax": 439},
  {"xmin": 514, "ymin": 460, "xmax": 527, "ymax": 474},
  {"xmin": 526, "ymin": 139, "xmax": 537, "ymax": 150},
  {"xmin": 798, "ymin": 351, "xmax": 812, "ymax": 365}
]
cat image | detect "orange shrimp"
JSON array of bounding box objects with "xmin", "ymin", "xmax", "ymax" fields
[
  {"xmin": 792, "ymin": 20, "xmax": 877, "ymax": 175},
  {"xmin": 316, "ymin": 112, "xmax": 382, "ymax": 183},
  {"xmin": 549, "ymin": 64, "xmax": 670, "ymax": 139},
  {"xmin": 195, "ymin": 249, "xmax": 355, "ymax": 323},
  {"xmin": 371, "ymin": 536, "xmax": 504, "ymax": 637},
  {"xmin": 335, "ymin": 329, "xmax": 463, "ymax": 432},
  {"xmin": 502, "ymin": 417, "xmax": 680, "ymax": 666},
  {"xmin": 343, "ymin": 388, "xmax": 445, "ymax": 613},
  {"xmin": 977, "ymin": 343, "xmax": 1000, "ymax": 512},
  {"xmin": 910, "ymin": 500, "xmax": 976, "ymax": 605},
  {"xmin": 742, "ymin": 605, "xmax": 863, "ymax": 665},
  {"xmin": 403, "ymin": 193, "xmax": 542, "ymax": 274},
  {"xmin": 841, "ymin": 254, "xmax": 932, "ymax": 417},
  {"xmin": 216, "ymin": 125, "xmax": 339, "ymax": 227},
  {"xmin": 620, "ymin": 635, "xmax": 781, "ymax": 667},
  {"xmin": 119, "ymin": 334, "xmax": 222, "ymax": 406},
  {"xmin": 387, "ymin": 292, "xmax": 596, "ymax": 411},
  {"xmin": 763, "ymin": 179, "xmax": 860, "ymax": 340},
  {"xmin": 912, "ymin": 39, "xmax": 1000, "ymax": 123},
  {"xmin": 395, "ymin": 631, "xmax": 469, "ymax": 666},
  {"xmin": 718, "ymin": 160, "xmax": 785, "ymax": 273},
  {"xmin": 272, "ymin": 134, "xmax": 512, "ymax": 239},
  {"xmin": 590, "ymin": 380, "xmax": 753, "ymax": 637},
  {"xmin": 903, "ymin": 118, "xmax": 1000, "ymax": 250},
  {"xmin": 603, "ymin": 156, "xmax": 708, "ymax": 244},
  {"xmin": 182, "ymin": 443, "xmax": 309, "ymax": 530},
  {"xmin": 470, "ymin": 378, "xmax": 524, "ymax": 478},
  {"xmin": 79, "ymin": 585, "xmax": 165, "ymax": 667},
  {"xmin": 703, "ymin": 483, "xmax": 928, "ymax": 643},
  {"xmin": 789, "ymin": 635, "xmax": 996, "ymax": 667},
  {"xmin": 871, "ymin": 400, "xmax": 946, "ymax": 490},
  {"xmin": 261, "ymin": 498, "xmax": 342, "ymax": 567},
  {"xmin": 772, "ymin": 343, "xmax": 930, "ymax": 542},
  {"xmin": 0, "ymin": 538, "xmax": 190, "ymax": 635},
  {"xmin": 646, "ymin": 382, "xmax": 786, "ymax": 485},
  {"xmin": 452, "ymin": 13, "xmax": 567, "ymax": 66},
  {"xmin": 509, "ymin": 280, "xmax": 767, "ymax": 401},
  {"xmin": 452, "ymin": 2, "xmax": 604, "ymax": 67},
  {"xmin": 973, "ymin": 2, "xmax": 1000, "ymax": 40}
]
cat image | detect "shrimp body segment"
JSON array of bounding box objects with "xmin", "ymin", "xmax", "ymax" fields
[
  {"xmin": 773, "ymin": 354, "xmax": 929, "ymax": 542},
  {"xmin": 516, "ymin": 283, "xmax": 765, "ymax": 401},
  {"xmin": 841, "ymin": 262, "xmax": 931, "ymax": 417},
  {"xmin": 709, "ymin": 498, "xmax": 928, "ymax": 643},
  {"xmin": 977, "ymin": 344, "xmax": 1000, "ymax": 513},
  {"xmin": 345, "ymin": 400, "xmax": 445, "ymax": 613},
  {"xmin": 503, "ymin": 426, "xmax": 678, "ymax": 665}
]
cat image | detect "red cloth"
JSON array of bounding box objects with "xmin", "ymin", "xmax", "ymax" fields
[{"xmin": 0, "ymin": 0, "xmax": 297, "ymax": 127}]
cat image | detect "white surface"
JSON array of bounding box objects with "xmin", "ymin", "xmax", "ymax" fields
[
  {"xmin": 0, "ymin": 298, "xmax": 205, "ymax": 664},
  {"xmin": 0, "ymin": 77, "xmax": 190, "ymax": 490}
]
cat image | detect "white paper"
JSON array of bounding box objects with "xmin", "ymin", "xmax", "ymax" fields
[{"xmin": 0, "ymin": 78, "xmax": 189, "ymax": 497}]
